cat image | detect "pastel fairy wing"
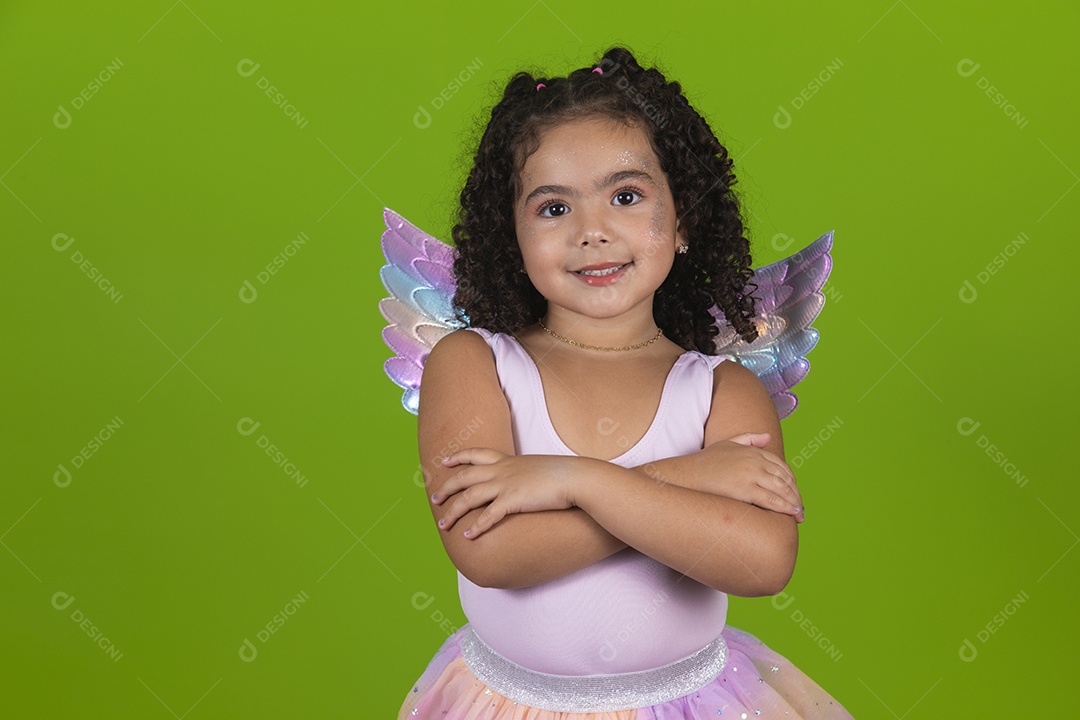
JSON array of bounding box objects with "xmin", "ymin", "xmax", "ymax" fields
[
  {"xmin": 713, "ymin": 231, "xmax": 834, "ymax": 419},
  {"xmin": 379, "ymin": 208, "xmax": 464, "ymax": 414}
]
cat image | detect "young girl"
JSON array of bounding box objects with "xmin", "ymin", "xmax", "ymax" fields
[{"xmin": 398, "ymin": 47, "xmax": 852, "ymax": 719}]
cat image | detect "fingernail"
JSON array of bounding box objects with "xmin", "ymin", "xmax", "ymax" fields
[
  {"xmin": 463, "ymin": 529, "xmax": 471, "ymax": 537},
  {"xmin": 437, "ymin": 518, "xmax": 445, "ymax": 527},
  {"xmin": 431, "ymin": 492, "xmax": 438, "ymax": 501}
]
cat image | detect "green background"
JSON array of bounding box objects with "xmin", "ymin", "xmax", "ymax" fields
[{"xmin": 2, "ymin": 1, "xmax": 1077, "ymax": 717}]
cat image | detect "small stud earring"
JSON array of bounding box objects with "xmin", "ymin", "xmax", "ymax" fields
[{"xmin": 676, "ymin": 244, "xmax": 688, "ymax": 254}]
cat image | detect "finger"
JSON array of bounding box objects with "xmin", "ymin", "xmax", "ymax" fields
[
  {"xmin": 767, "ymin": 471, "xmax": 803, "ymax": 511},
  {"xmin": 755, "ymin": 448, "xmax": 793, "ymax": 475},
  {"xmin": 748, "ymin": 432, "xmax": 772, "ymax": 448},
  {"xmin": 438, "ymin": 483, "xmax": 495, "ymax": 531},
  {"xmin": 758, "ymin": 453, "xmax": 798, "ymax": 490},
  {"xmin": 442, "ymin": 447, "xmax": 504, "ymax": 468},
  {"xmin": 762, "ymin": 461, "xmax": 799, "ymax": 498},
  {"xmin": 727, "ymin": 432, "xmax": 771, "ymax": 447},
  {"xmin": 463, "ymin": 502, "xmax": 508, "ymax": 540},
  {"xmin": 754, "ymin": 488, "xmax": 801, "ymax": 518},
  {"xmin": 432, "ymin": 464, "xmax": 490, "ymax": 504},
  {"xmin": 765, "ymin": 470, "xmax": 805, "ymax": 523}
]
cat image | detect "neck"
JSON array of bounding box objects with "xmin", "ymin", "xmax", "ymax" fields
[{"xmin": 540, "ymin": 308, "xmax": 660, "ymax": 351}]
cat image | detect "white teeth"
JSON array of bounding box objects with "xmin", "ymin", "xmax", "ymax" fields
[{"xmin": 578, "ymin": 263, "xmax": 627, "ymax": 276}]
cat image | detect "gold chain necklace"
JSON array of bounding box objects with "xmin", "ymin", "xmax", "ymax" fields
[{"xmin": 538, "ymin": 319, "xmax": 663, "ymax": 351}]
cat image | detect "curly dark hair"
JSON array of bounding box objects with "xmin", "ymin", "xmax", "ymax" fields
[{"xmin": 451, "ymin": 46, "xmax": 758, "ymax": 352}]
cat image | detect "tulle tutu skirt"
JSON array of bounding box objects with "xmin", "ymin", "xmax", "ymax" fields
[{"xmin": 398, "ymin": 623, "xmax": 853, "ymax": 719}]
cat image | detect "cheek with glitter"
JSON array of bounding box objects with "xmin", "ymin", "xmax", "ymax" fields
[{"xmin": 641, "ymin": 201, "xmax": 676, "ymax": 271}]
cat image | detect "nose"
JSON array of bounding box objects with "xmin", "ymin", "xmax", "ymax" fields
[
  {"xmin": 578, "ymin": 230, "xmax": 608, "ymax": 247},
  {"xmin": 576, "ymin": 206, "xmax": 610, "ymax": 247}
]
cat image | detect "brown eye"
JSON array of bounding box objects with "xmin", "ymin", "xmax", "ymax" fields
[
  {"xmin": 614, "ymin": 189, "xmax": 642, "ymax": 206},
  {"xmin": 540, "ymin": 202, "xmax": 568, "ymax": 217}
]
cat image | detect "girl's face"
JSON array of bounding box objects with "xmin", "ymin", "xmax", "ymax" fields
[{"xmin": 513, "ymin": 116, "xmax": 684, "ymax": 326}]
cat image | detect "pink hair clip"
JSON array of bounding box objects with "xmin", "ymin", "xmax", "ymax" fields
[
  {"xmin": 592, "ymin": 67, "xmax": 603, "ymax": 75},
  {"xmin": 536, "ymin": 82, "xmax": 546, "ymax": 91}
]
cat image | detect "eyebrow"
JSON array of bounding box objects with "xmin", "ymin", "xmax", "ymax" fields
[{"xmin": 522, "ymin": 169, "xmax": 658, "ymax": 206}]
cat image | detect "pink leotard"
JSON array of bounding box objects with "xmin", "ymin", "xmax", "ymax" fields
[{"xmin": 458, "ymin": 329, "xmax": 733, "ymax": 675}]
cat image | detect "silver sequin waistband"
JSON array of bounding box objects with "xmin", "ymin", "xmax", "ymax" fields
[{"xmin": 459, "ymin": 627, "xmax": 728, "ymax": 712}]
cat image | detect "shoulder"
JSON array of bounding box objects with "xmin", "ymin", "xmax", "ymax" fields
[
  {"xmin": 682, "ymin": 352, "xmax": 763, "ymax": 393},
  {"xmin": 420, "ymin": 329, "xmax": 506, "ymax": 415},
  {"xmin": 704, "ymin": 357, "xmax": 784, "ymax": 450},
  {"xmin": 424, "ymin": 328, "xmax": 502, "ymax": 382},
  {"xmin": 710, "ymin": 356, "xmax": 766, "ymax": 395},
  {"xmin": 427, "ymin": 327, "xmax": 494, "ymax": 364}
]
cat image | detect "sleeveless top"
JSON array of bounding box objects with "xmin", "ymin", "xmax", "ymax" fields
[{"xmin": 457, "ymin": 329, "xmax": 733, "ymax": 675}]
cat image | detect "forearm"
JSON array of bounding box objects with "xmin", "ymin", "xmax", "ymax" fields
[
  {"xmin": 633, "ymin": 455, "xmax": 694, "ymax": 489},
  {"xmin": 574, "ymin": 458, "xmax": 798, "ymax": 596},
  {"xmin": 456, "ymin": 505, "xmax": 627, "ymax": 589},
  {"xmin": 463, "ymin": 457, "xmax": 700, "ymax": 589}
]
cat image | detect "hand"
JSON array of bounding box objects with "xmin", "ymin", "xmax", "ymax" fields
[
  {"xmin": 431, "ymin": 449, "xmax": 582, "ymax": 539},
  {"xmin": 648, "ymin": 433, "xmax": 804, "ymax": 523}
]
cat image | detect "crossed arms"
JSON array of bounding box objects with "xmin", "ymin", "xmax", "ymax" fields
[{"xmin": 418, "ymin": 330, "xmax": 802, "ymax": 596}]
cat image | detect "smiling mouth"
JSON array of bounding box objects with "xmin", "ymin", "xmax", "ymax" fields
[{"xmin": 575, "ymin": 262, "xmax": 631, "ymax": 277}]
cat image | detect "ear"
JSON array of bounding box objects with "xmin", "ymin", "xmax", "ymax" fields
[{"xmin": 674, "ymin": 217, "xmax": 688, "ymax": 251}]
